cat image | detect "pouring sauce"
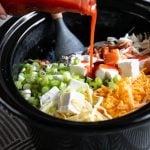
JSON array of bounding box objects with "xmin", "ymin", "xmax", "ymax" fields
[
  {"xmin": 89, "ymin": 9, "xmax": 97, "ymax": 74},
  {"xmin": 1, "ymin": 0, "xmax": 97, "ymax": 73}
]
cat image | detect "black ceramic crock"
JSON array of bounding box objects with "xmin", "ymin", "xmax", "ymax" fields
[{"xmin": 0, "ymin": 0, "xmax": 150, "ymax": 149}]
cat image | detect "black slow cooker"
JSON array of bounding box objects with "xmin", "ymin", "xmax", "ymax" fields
[{"xmin": 0, "ymin": 0, "xmax": 150, "ymax": 149}]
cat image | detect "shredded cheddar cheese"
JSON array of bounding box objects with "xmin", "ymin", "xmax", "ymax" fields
[{"xmin": 94, "ymin": 72, "xmax": 150, "ymax": 118}]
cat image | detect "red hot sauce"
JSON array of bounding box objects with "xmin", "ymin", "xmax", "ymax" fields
[
  {"xmin": 89, "ymin": 6, "xmax": 97, "ymax": 74},
  {"xmin": 1, "ymin": 0, "xmax": 97, "ymax": 73}
]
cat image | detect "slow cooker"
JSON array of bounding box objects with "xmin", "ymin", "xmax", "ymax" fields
[{"xmin": 0, "ymin": 0, "xmax": 150, "ymax": 149}]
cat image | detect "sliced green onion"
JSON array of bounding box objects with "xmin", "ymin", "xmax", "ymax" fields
[
  {"xmin": 113, "ymin": 75, "xmax": 120, "ymax": 83},
  {"xmin": 23, "ymin": 83, "xmax": 31, "ymax": 90},
  {"xmin": 21, "ymin": 89, "xmax": 31, "ymax": 100},
  {"xmin": 103, "ymin": 78, "xmax": 110, "ymax": 86},
  {"xmin": 49, "ymin": 107, "xmax": 57, "ymax": 114},
  {"xmin": 32, "ymin": 61, "xmax": 40, "ymax": 69},
  {"xmin": 28, "ymin": 97, "xmax": 39, "ymax": 108},
  {"xmin": 15, "ymin": 81, "xmax": 23, "ymax": 90},
  {"xmin": 63, "ymin": 71, "xmax": 72, "ymax": 83},
  {"xmin": 50, "ymin": 68, "xmax": 58, "ymax": 74},
  {"xmin": 59, "ymin": 82, "xmax": 67, "ymax": 91},
  {"xmin": 95, "ymin": 77, "xmax": 102, "ymax": 87},
  {"xmin": 38, "ymin": 70, "xmax": 46, "ymax": 77},
  {"xmin": 45, "ymin": 64, "xmax": 52, "ymax": 73},
  {"xmin": 89, "ymin": 81, "xmax": 97, "ymax": 90},
  {"xmin": 40, "ymin": 76, "xmax": 51, "ymax": 86},
  {"xmin": 86, "ymin": 77, "xmax": 93, "ymax": 84},
  {"xmin": 59, "ymin": 63, "xmax": 65, "ymax": 69},
  {"xmin": 18, "ymin": 73, "xmax": 25, "ymax": 81},
  {"xmin": 41, "ymin": 86, "xmax": 50, "ymax": 94},
  {"xmin": 73, "ymin": 58, "xmax": 80, "ymax": 65},
  {"xmin": 108, "ymin": 82, "xmax": 117, "ymax": 90},
  {"xmin": 50, "ymin": 80, "xmax": 60, "ymax": 87},
  {"xmin": 52, "ymin": 63, "xmax": 59, "ymax": 68}
]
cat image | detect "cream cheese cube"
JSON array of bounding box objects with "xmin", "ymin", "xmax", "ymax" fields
[
  {"xmin": 70, "ymin": 64, "xmax": 87, "ymax": 76},
  {"xmin": 95, "ymin": 68, "xmax": 106, "ymax": 79},
  {"xmin": 40, "ymin": 86, "xmax": 60, "ymax": 106},
  {"xmin": 118, "ymin": 59, "xmax": 140, "ymax": 78},
  {"xmin": 68, "ymin": 79, "xmax": 89, "ymax": 91},
  {"xmin": 58, "ymin": 92, "xmax": 85, "ymax": 114},
  {"xmin": 106, "ymin": 69, "xmax": 119, "ymax": 79},
  {"xmin": 96, "ymin": 68, "xmax": 119, "ymax": 80}
]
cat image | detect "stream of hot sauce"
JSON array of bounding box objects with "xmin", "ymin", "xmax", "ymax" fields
[
  {"xmin": 89, "ymin": 7, "xmax": 97, "ymax": 75},
  {"xmin": 1, "ymin": 0, "xmax": 97, "ymax": 75}
]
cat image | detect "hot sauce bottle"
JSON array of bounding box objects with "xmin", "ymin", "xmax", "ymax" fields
[
  {"xmin": 0, "ymin": 0, "xmax": 96, "ymax": 16},
  {"xmin": 1, "ymin": 0, "xmax": 97, "ymax": 74}
]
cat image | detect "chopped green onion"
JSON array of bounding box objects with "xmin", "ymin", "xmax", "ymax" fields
[
  {"xmin": 89, "ymin": 81, "xmax": 97, "ymax": 90},
  {"xmin": 38, "ymin": 70, "xmax": 46, "ymax": 77},
  {"xmin": 86, "ymin": 77, "xmax": 93, "ymax": 84},
  {"xmin": 18, "ymin": 73, "xmax": 25, "ymax": 81},
  {"xmin": 113, "ymin": 75, "xmax": 120, "ymax": 83},
  {"xmin": 73, "ymin": 58, "xmax": 80, "ymax": 65},
  {"xmin": 95, "ymin": 77, "xmax": 102, "ymax": 87},
  {"xmin": 59, "ymin": 82, "xmax": 67, "ymax": 91},
  {"xmin": 50, "ymin": 80, "xmax": 60, "ymax": 87},
  {"xmin": 41, "ymin": 86, "xmax": 50, "ymax": 94},
  {"xmin": 25, "ymin": 73, "xmax": 37, "ymax": 83},
  {"xmin": 52, "ymin": 63, "xmax": 59, "ymax": 68},
  {"xmin": 103, "ymin": 78, "xmax": 110, "ymax": 86},
  {"xmin": 32, "ymin": 61, "xmax": 40, "ymax": 69},
  {"xmin": 21, "ymin": 89, "xmax": 31, "ymax": 100},
  {"xmin": 23, "ymin": 83, "xmax": 31, "ymax": 90},
  {"xmin": 50, "ymin": 68, "xmax": 58, "ymax": 74},
  {"xmin": 45, "ymin": 64, "xmax": 52, "ymax": 73},
  {"xmin": 40, "ymin": 76, "xmax": 50, "ymax": 86},
  {"xmin": 63, "ymin": 71, "xmax": 72, "ymax": 83},
  {"xmin": 59, "ymin": 63, "xmax": 65, "ymax": 69},
  {"xmin": 28, "ymin": 97, "xmax": 39, "ymax": 108},
  {"xmin": 49, "ymin": 107, "xmax": 57, "ymax": 114},
  {"xmin": 15, "ymin": 81, "xmax": 23, "ymax": 90},
  {"xmin": 108, "ymin": 82, "xmax": 117, "ymax": 90}
]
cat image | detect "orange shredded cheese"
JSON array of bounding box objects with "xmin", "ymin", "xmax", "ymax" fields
[{"xmin": 94, "ymin": 72, "xmax": 150, "ymax": 118}]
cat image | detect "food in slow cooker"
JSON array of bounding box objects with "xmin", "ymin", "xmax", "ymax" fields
[{"xmin": 14, "ymin": 33, "xmax": 150, "ymax": 122}]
